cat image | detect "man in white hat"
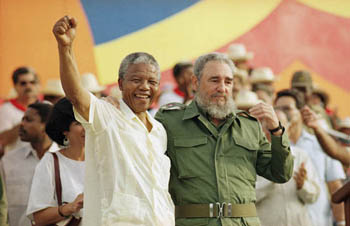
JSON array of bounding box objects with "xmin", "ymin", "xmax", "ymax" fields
[
  {"xmin": 42, "ymin": 79, "xmax": 65, "ymax": 104},
  {"xmin": 232, "ymin": 69, "xmax": 248, "ymax": 100},
  {"xmin": 226, "ymin": 43, "xmax": 254, "ymax": 72},
  {"xmin": 81, "ymin": 73, "xmax": 106, "ymax": 98},
  {"xmin": 251, "ymin": 67, "xmax": 276, "ymax": 99}
]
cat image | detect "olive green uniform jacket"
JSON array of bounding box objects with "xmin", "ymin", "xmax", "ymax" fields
[{"xmin": 155, "ymin": 101, "xmax": 294, "ymax": 226}]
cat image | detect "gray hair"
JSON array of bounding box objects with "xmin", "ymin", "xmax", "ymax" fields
[
  {"xmin": 118, "ymin": 52, "xmax": 160, "ymax": 80},
  {"xmin": 193, "ymin": 52, "xmax": 236, "ymax": 80}
]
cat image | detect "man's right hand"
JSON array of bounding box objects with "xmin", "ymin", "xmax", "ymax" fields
[{"xmin": 52, "ymin": 15, "xmax": 77, "ymax": 47}]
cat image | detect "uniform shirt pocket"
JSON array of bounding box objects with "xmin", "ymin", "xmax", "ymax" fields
[{"xmin": 174, "ymin": 136, "xmax": 209, "ymax": 179}]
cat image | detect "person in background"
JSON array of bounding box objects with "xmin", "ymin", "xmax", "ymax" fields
[
  {"xmin": 0, "ymin": 67, "xmax": 41, "ymax": 154},
  {"xmin": 256, "ymin": 109, "xmax": 320, "ymax": 226},
  {"xmin": 81, "ymin": 73, "xmax": 106, "ymax": 98},
  {"xmin": 250, "ymin": 67, "xmax": 275, "ymax": 96},
  {"xmin": 27, "ymin": 98, "xmax": 85, "ymax": 226},
  {"xmin": 226, "ymin": 43, "xmax": 254, "ymax": 72},
  {"xmin": 274, "ymin": 89, "xmax": 345, "ymax": 226},
  {"xmin": 42, "ymin": 79, "xmax": 65, "ymax": 104},
  {"xmin": 252, "ymin": 84, "xmax": 274, "ymax": 106},
  {"xmin": 158, "ymin": 61, "xmax": 194, "ymax": 107},
  {"xmin": 291, "ymin": 70, "xmax": 333, "ymax": 130},
  {"xmin": 232, "ymin": 69, "xmax": 248, "ymax": 100},
  {"xmin": 0, "ymin": 102, "xmax": 56, "ymax": 226}
]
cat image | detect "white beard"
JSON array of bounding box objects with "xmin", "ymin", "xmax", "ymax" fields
[{"xmin": 195, "ymin": 91, "xmax": 236, "ymax": 119}]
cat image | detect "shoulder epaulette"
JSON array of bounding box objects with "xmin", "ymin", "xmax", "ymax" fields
[
  {"xmin": 236, "ymin": 110, "xmax": 258, "ymax": 121},
  {"xmin": 160, "ymin": 102, "xmax": 185, "ymax": 111}
]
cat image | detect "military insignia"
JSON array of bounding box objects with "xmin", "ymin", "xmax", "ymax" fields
[{"xmin": 160, "ymin": 102, "xmax": 185, "ymax": 111}]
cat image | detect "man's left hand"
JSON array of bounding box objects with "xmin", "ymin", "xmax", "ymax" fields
[
  {"xmin": 249, "ymin": 102, "xmax": 282, "ymax": 136},
  {"xmin": 301, "ymin": 105, "xmax": 320, "ymax": 130}
]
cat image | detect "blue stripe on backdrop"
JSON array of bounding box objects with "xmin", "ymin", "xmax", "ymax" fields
[{"xmin": 81, "ymin": 0, "xmax": 200, "ymax": 45}]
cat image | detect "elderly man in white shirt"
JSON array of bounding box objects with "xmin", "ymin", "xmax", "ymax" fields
[{"xmin": 52, "ymin": 16, "xmax": 175, "ymax": 226}]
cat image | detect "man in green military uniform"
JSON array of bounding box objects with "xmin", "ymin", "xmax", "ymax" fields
[{"xmin": 156, "ymin": 53, "xmax": 294, "ymax": 226}]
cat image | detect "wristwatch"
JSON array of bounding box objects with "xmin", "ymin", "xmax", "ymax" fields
[{"xmin": 269, "ymin": 121, "xmax": 283, "ymax": 135}]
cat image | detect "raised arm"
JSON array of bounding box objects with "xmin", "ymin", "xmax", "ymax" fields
[
  {"xmin": 52, "ymin": 16, "xmax": 90, "ymax": 120},
  {"xmin": 301, "ymin": 106, "xmax": 350, "ymax": 166}
]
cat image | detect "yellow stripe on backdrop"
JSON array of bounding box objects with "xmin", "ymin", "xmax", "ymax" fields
[
  {"xmin": 297, "ymin": 0, "xmax": 350, "ymax": 18},
  {"xmin": 94, "ymin": 0, "xmax": 282, "ymax": 85}
]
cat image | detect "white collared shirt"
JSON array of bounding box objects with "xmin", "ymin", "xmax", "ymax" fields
[
  {"xmin": 74, "ymin": 93, "xmax": 174, "ymax": 226},
  {"xmin": 0, "ymin": 142, "xmax": 59, "ymax": 226},
  {"xmin": 256, "ymin": 146, "xmax": 320, "ymax": 226},
  {"xmin": 0, "ymin": 101, "xmax": 27, "ymax": 153},
  {"xmin": 292, "ymin": 130, "xmax": 346, "ymax": 226}
]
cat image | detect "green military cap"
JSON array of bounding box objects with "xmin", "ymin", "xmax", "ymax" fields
[{"xmin": 291, "ymin": 70, "xmax": 313, "ymax": 88}]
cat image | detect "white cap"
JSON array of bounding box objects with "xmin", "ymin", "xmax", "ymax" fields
[
  {"xmin": 227, "ymin": 43, "xmax": 254, "ymax": 61},
  {"xmin": 42, "ymin": 79, "xmax": 65, "ymax": 96},
  {"xmin": 81, "ymin": 73, "xmax": 106, "ymax": 93},
  {"xmin": 235, "ymin": 90, "xmax": 262, "ymax": 109},
  {"xmin": 250, "ymin": 67, "xmax": 275, "ymax": 84}
]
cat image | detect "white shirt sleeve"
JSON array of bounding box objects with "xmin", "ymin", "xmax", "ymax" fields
[
  {"xmin": 325, "ymin": 156, "xmax": 346, "ymax": 182},
  {"xmin": 26, "ymin": 153, "xmax": 56, "ymax": 220},
  {"xmin": 73, "ymin": 92, "xmax": 115, "ymax": 134},
  {"xmin": 0, "ymin": 105, "xmax": 15, "ymax": 133}
]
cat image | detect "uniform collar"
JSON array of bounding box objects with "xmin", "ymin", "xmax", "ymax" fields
[{"xmin": 182, "ymin": 101, "xmax": 201, "ymax": 120}]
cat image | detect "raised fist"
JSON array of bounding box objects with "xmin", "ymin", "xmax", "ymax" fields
[{"xmin": 52, "ymin": 15, "xmax": 78, "ymax": 47}]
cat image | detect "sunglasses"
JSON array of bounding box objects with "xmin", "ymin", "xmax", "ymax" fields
[{"xmin": 18, "ymin": 80, "xmax": 37, "ymax": 86}]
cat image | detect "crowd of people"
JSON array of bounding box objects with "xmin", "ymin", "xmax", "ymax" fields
[{"xmin": 0, "ymin": 15, "xmax": 349, "ymax": 226}]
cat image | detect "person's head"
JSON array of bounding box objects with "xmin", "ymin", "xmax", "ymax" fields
[
  {"xmin": 118, "ymin": 52, "xmax": 160, "ymax": 113},
  {"xmin": 193, "ymin": 52, "xmax": 236, "ymax": 119},
  {"xmin": 46, "ymin": 98, "xmax": 85, "ymax": 147},
  {"xmin": 310, "ymin": 89, "xmax": 329, "ymax": 109},
  {"xmin": 42, "ymin": 79, "xmax": 65, "ymax": 104},
  {"xmin": 12, "ymin": 67, "xmax": 40, "ymax": 100},
  {"xmin": 274, "ymin": 89, "xmax": 305, "ymax": 130},
  {"xmin": 226, "ymin": 43, "xmax": 253, "ymax": 71},
  {"xmin": 250, "ymin": 67, "xmax": 275, "ymax": 93},
  {"xmin": 252, "ymin": 84, "xmax": 274, "ymax": 105},
  {"xmin": 19, "ymin": 102, "xmax": 53, "ymax": 143},
  {"xmin": 81, "ymin": 73, "xmax": 106, "ymax": 98},
  {"xmin": 232, "ymin": 69, "xmax": 248, "ymax": 99},
  {"xmin": 291, "ymin": 70, "xmax": 313, "ymax": 100},
  {"xmin": 173, "ymin": 62, "xmax": 194, "ymax": 89}
]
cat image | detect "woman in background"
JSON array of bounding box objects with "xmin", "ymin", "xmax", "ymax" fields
[{"xmin": 26, "ymin": 98, "xmax": 85, "ymax": 226}]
